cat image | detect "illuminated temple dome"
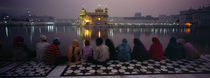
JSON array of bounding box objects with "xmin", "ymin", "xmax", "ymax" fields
[{"xmin": 80, "ymin": 7, "xmax": 109, "ymax": 26}]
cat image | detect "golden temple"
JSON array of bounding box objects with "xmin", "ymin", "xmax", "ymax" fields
[{"xmin": 80, "ymin": 7, "xmax": 109, "ymax": 25}]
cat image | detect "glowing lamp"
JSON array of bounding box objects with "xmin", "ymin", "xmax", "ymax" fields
[{"xmin": 98, "ymin": 18, "xmax": 101, "ymax": 21}]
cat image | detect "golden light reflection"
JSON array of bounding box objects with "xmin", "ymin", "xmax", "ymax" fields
[
  {"xmin": 98, "ymin": 31, "xmax": 101, "ymax": 38},
  {"xmin": 85, "ymin": 19, "xmax": 90, "ymax": 23},
  {"xmin": 185, "ymin": 28, "xmax": 191, "ymax": 34},
  {"xmin": 85, "ymin": 29, "xmax": 91, "ymax": 38},
  {"xmin": 185, "ymin": 22, "xmax": 192, "ymax": 27}
]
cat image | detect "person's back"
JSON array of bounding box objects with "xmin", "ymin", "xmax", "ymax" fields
[
  {"xmin": 82, "ymin": 40, "xmax": 93, "ymax": 60},
  {"xmin": 105, "ymin": 39, "xmax": 117, "ymax": 60},
  {"xmin": 183, "ymin": 42, "xmax": 200, "ymax": 59},
  {"xmin": 132, "ymin": 38, "xmax": 149, "ymax": 61},
  {"xmin": 36, "ymin": 35, "xmax": 50, "ymax": 61},
  {"xmin": 87, "ymin": 38, "xmax": 109, "ymax": 65},
  {"xmin": 148, "ymin": 37, "xmax": 164, "ymax": 60},
  {"xmin": 36, "ymin": 42, "xmax": 49, "ymax": 61},
  {"xmin": 66, "ymin": 40, "xmax": 81, "ymax": 65},
  {"xmin": 45, "ymin": 38, "xmax": 61, "ymax": 65},
  {"xmin": 177, "ymin": 38, "xmax": 186, "ymax": 58},
  {"xmin": 94, "ymin": 44, "xmax": 109, "ymax": 62},
  {"xmin": 12, "ymin": 36, "xmax": 28, "ymax": 61},
  {"xmin": 165, "ymin": 37, "xmax": 184, "ymax": 59},
  {"xmin": 82, "ymin": 46, "xmax": 93, "ymax": 60},
  {"xmin": 117, "ymin": 38, "xmax": 131, "ymax": 62}
]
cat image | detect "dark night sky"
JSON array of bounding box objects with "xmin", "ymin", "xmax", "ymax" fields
[{"xmin": 0, "ymin": 0, "xmax": 210, "ymax": 19}]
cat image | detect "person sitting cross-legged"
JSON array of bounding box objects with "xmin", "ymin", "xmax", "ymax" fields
[
  {"xmin": 148, "ymin": 37, "xmax": 164, "ymax": 60},
  {"xmin": 66, "ymin": 40, "xmax": 81, "ymax": 65},
  {"xmin": 87, "ymin": 38, "xmax": 109, "ymax": 65},
  {"xmin": 132, "ymin": 38, "xmax": 150, "ymax": 61},
  {"xmin": 35, "ymin": 35, "xmax": 50, "ymax": 61},
  {"xmin": 116, "ymin": 38, "xmax": 131, "ymax": 62},
  {"xmin": 105, "ymin": 38, "xmax": 117, "ymax": 60},
  {"xmin": 165, "ymin": 37, "xmax": 184, "ymax": 59},
  {"xmin": 45, "ymin": 37, "xmax": 67, "ymax": 65},
  {"xmin": 81, "ymin": 40, "xmax": 93, "ymax": 61}
]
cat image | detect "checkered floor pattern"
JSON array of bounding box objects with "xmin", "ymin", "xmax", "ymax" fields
[
  {"xmin": 0, "ymin": 61, "xmax": 12, "ymax": 69},
  {"xmin": 61, "ymin": 58, "xmax": 210, "ymax": 76},
  {"xmin": 0, "ymin": 60, "xmax": 56, "ymax": 77}
]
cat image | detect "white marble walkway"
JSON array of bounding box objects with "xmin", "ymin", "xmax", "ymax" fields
[{"xmin": 45, "ymin": 63, "xmax": 210, "ymax": 78}]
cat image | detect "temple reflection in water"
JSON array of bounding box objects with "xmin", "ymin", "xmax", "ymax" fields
[{"xmin": 79, "ymin": 26, "xmax": 108, "ymax": 46}]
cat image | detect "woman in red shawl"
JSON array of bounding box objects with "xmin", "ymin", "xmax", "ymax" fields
[
  {"xmin": 45, "ymin": 37, "xmax": 68, "ymax": 65},
  {"xmin": 148, "ymin": 37, "xmax": 164, "ymax": 60},
  {"xmin": 45, "ymin": 37, "xmax": 62, "ymax": 65}
]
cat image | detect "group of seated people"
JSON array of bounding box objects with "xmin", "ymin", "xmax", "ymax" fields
[{"xmin": 10, "ymin": 35, "xmax": 200, "ymax": 65}]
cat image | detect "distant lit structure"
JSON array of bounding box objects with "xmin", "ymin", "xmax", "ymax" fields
[
  {"xmin": 134, "ymin": 12, "xmax": 142, "ymax": 17},
  {"xmin": 108, "ymin": 13, "xmax": 179, "ymax": 26},
  {"xmin": 24, "ymin": 8, "xmax": 55, "ymax": 22},
  {"xmin": 185, "ymin": 22, "xmax": 192, "ymax": 27},
  {"xmin": 80, "ymin": 7, "xmax": 109, "ymax": 25},
  {"xmin": 158, "ymin": 14, "xmax": 179, "ymax": 23},
  {"xmin": 26, "ymin": 8, "xmax": 33, "ymax": 22},
  {"xmin": 26, "ymin": 8, "xmax": 32, "ymax": 17},
  {"xmin": 179, "ymin": 6, "xmax": 210, "ymax": 28},
  {"xmin": 123, "ymin": 12, "xmax": 159, "ymax": 21}
]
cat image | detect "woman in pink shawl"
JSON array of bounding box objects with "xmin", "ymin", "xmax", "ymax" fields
[
  {"xmin": 177, "ymin": 38, "xmax": 200, "ymax": 59},
  {"xmin": 148, "ymin": 37, "xmax": 164, "ymax": 60},
  {"xmin": 81, "ymin": 40, "xmax": 93, "ymax": 61}
]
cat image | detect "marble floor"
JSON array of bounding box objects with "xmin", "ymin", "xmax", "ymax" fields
[
  {"xmin": 53, "ymin": 74, "xmax": 210, "ymax": 78},
  {"xmin": 46, "ymin": 64, "xmax": 210, "ymax": 78},
  {"xmin": 1, "ymin": 55, "xmax": 210, "ymax": 78}
]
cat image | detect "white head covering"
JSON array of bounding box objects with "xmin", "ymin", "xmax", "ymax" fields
[{"xmin": 40, "ymin": 34, "xmax": 47, "ymax": 41}]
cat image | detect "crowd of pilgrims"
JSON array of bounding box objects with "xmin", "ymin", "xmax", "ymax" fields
[{"xmin": 0, "ymin": 35, "xmax": 200, "ymax": 65}]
